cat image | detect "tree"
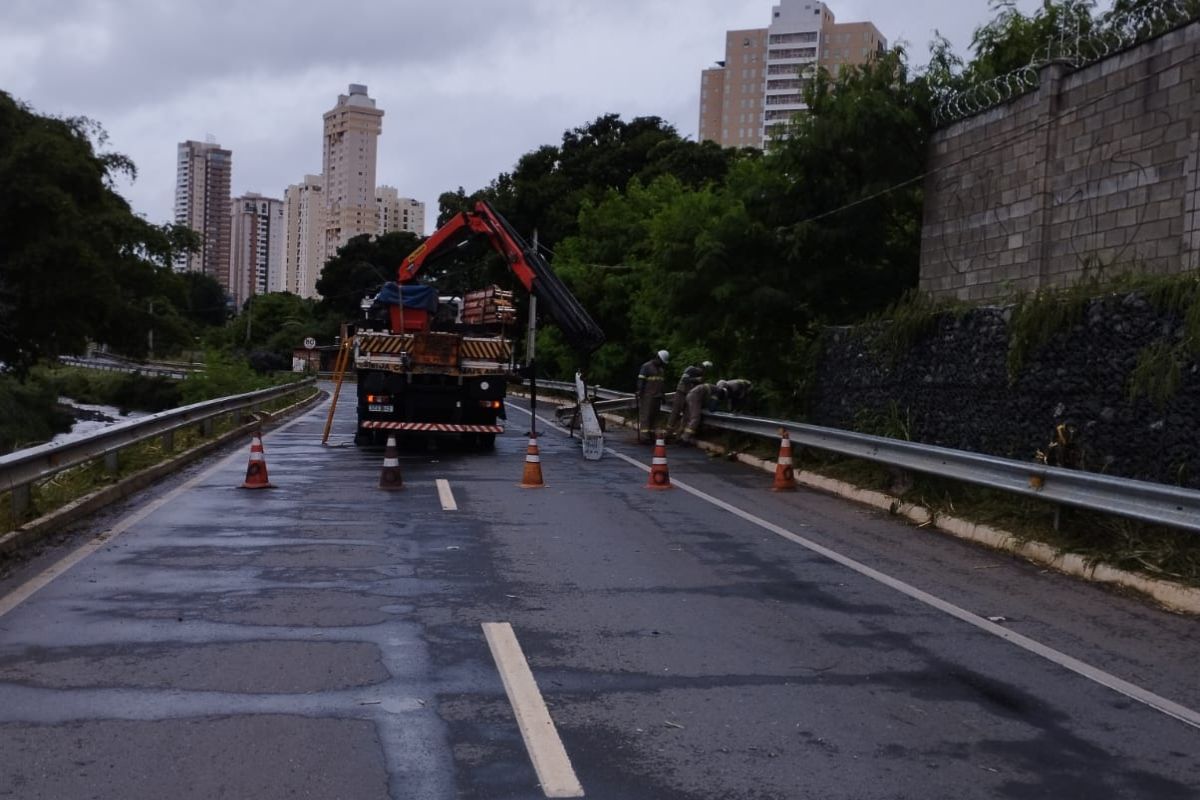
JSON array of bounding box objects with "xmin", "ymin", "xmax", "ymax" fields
[
  {"xmin": 235, "ymin": 291, "xmax": 331, "ymax": 361},
  {"xmin": 966, "ymin": 0, "xmax": 1097, "ymax": 80},
  {"xmin": 536, "ymin": 177, "xmax": 679, "ymax": 386},
  {"xmin": 466, "ymin": 114, "xmax": 739, "ymax": 250},
  {"xmin": 0, "ymin": 92, "xmax": 196, "ymax": 374},
  {"xmin": 315, "ymin": 230, "xmax": 423, "ymax": 320},
  {"xmin": 766, "ymin": 48, "xmax": 932, "ymax": 325},
  {"xmin": 175, "ymin": 271, "xmax": 231, "ymax": 329}
]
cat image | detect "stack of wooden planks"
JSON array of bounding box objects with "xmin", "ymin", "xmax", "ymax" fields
[{"xmin": 463, "ymin": 286, "xmax": 516, "ymax": 325}]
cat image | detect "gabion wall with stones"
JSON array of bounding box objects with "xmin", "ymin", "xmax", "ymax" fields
[
  {"xmin": 920, "ymin": 22, "xmax": 1200, "ymax": 303},
  {"xmin": 807, "ymin": 293, "xmax": 1200, "ymax": 489}
]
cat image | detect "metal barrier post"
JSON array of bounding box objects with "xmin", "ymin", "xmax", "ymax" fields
[
  {"xmin": 161, "ymin": 431, "xmax": 174, "ymax": 452},
  {"xmin": 11, "ymin": 484, "xmax": 30, "ymax": 522}
]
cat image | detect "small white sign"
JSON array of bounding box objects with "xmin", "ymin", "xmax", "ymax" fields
[{"xmin": 303, "ymin": 337, "xmax": 317, "ymax": 349}]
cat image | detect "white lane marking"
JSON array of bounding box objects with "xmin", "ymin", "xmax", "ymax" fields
[
  {"xmin": 0, "ymin": 415, "xmax": 310, "ymax": 619},
  {"xmin": 506, "ymin": 405, "xmax": 1200, "ymax": 731},
  {"xmin": 436, "ymin": 479, "xmax": 458, "ymax": 511},
  {"xmin": 482, "ymin": 622, "xmax": 585, "ymax": 798}
]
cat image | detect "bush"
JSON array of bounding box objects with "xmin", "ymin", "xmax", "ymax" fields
[
  {"xmin": 0, "ymin": 374, "xmax": 73, "ymax": 453},
  {"xmin": 109, "ymin": 373, "xmax": 182, "ymax": 413},
  {"xmin": 178, "ymin": 351, "xmax": 295, "ymax": 405}
]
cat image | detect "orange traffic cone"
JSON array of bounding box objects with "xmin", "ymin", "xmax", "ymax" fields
[
  {"xmin": 520, "ymin": 434, "xmax": 545, "ymax": 488},
  {"xmin": 646, "ymin": 437, "xmax": 673, "ymax": 490},
  {"xmin": 379, "ymin": 435, "xmax": 403, "ymax": 490},
  {"xmin": 772, "ymin": 429, "xmax": 796, "ymax": 491},
  {"xmin": 241, "ymin": 433, "xmax": 274, "ymax": 489}
]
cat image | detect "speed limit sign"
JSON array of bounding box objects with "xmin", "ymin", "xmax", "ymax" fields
[{"xmin": 303, "ymin": 337, "xmax": 316, "ymax": 349}]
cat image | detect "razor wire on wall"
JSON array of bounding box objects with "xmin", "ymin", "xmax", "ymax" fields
[{"xmin": 934, "ymin": 0, "xmax": 1200, "ymax": 126}]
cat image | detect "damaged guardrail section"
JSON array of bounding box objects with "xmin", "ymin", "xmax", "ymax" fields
[
  {"xmin": 1, "ymin": 379, "xmax": 315, "ymax": 524},
  {"xmin": 537, "ymin": 380, "xmax": 1200, "ymax": 534}
]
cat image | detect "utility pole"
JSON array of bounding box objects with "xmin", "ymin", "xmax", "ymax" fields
[
  {"xmin": 526, "ymin": 230, "xmax": 539, "ymax": 435},
  {"xmin": 245, "ymin": 295, "xmax": 253, "ymax": 346}
]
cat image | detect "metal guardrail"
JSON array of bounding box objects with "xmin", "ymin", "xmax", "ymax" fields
[
  {"xmin": 1, "ymin": 379, "xmax": 316, "ymax": 521},
  {"xmin": 538, "ymin": 379, "xmax": 629, "ymax": 401},
  {"xmin": 59, "ymin": 356, "xmax": 193, "ymax": 380},
  {"xmin": 534, "ymin": 380, "xmax": 1200, "ymax": 534}
]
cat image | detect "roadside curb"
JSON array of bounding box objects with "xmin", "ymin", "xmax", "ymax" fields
[
  {"xmin": 584, "ymin": 408, "xmax": 1200, "ymax": 615},
  {"xmin": 0, "ymin": 388, "xmax": 323, "ymax": 558}
]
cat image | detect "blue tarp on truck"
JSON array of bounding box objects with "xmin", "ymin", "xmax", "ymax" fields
[{"xmin": 374, "ymin": 282, "xmax": 439, "ymax": 312}]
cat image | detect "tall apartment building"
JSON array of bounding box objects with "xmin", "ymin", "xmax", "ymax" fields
[
  {"xmin": 229, "ymin": 193, "xmax": 285, "ymax": 309},
  {"xmin": 173, "ymin": 140, "xmax": 233, "ymax": 291},
  {"xmin": 376, "ymin": 186, "xmax": 426, "ymax": 236},
  {"xmin": 699, "ymin": 0, "xmax": 886, "ymax": 149},
  {"xmin": 322, "ymin": 84, "xmax": 384, "ymax": 259},
  {"xmin": 284, "ymin": 175, "xmax": 325, "ymax": 299}
]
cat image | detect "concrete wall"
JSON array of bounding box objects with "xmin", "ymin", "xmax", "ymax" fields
[{"xmin": 921, "ymin": 23, "xmax": 1200, "ymax": 302}]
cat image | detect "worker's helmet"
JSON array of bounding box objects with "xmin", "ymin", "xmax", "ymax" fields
[
  {"xmin": 657, "ymin": 349, "xmax": 670, "ymax": 364},
  {"xmin": 701, "ymin": 360, "xmax": 713, "ymax": 370}
]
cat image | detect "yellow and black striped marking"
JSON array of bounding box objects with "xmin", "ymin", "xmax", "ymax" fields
[
  {"xmin": 357, "ymin": 334, "xmax": 414, "ymax": 355},
  {"xmin": 362, "ymin": 422, "xmax": 504, "ymax": 433},
  {"xmin": 461, "ymin": 338, "xmax": 512, "ymax": 360}
]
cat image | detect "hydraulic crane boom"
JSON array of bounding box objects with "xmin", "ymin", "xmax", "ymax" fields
[{"xmin": 397, "ymin": 200, "xmax": 606, "ymax": 354}]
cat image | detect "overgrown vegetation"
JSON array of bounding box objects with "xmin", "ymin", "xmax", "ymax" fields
[
  {"xmin": 1005, "ymin": 282, "xmax": 1097, "ymax": 381},
  {"xmin": 0, "ymin": 377, "xmax": 73, "ymax": 452},
  {"xmin": 855, "ymin": 268, "xmax": 1200, "ymax": 407},
  {"xmin": 867, "ymin": 289, "xmax": 968, "ymax": 364},
  {"xmin": 1129, "ymin": 273, "xmax": 1200, "ymax": 406},
  {"xmin": 37, "ymin": 367, "xmax": 183, "ymax": 413}
]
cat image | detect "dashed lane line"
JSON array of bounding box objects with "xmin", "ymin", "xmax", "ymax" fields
[
  {"xmin": 436, "ymin": 479, "xmax": 458, "ymax": 511},
  {"xmin": 483, "ymin": 622, "xmax": 585, "ymax": 798}
]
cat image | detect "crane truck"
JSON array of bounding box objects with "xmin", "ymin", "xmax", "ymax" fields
[{"xmin": 349, "ymin": 200, "xmax": 604, "ymax": 447}]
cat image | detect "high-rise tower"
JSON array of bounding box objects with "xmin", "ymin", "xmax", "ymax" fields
[
  {"xmin": 173, "ymin": 139, "xmax": 233, "ymax": 290},
  {"xmin": 230, "ymin": 193, "xmax": 285, "ymax": 309},
  {"xmin": 284, "ymin": 175, "xmax": 325, "ymax": 299},
  {"xmin": 699, "ymin": 1, "xmax": 886, "ymax": 149},
  {"xmin": 376, "ymin": 186, "xmax": 426, "ymax": 237},
  {"xmin": 321, "ymin": 84, "xmax": 384, "ymax": 259}
]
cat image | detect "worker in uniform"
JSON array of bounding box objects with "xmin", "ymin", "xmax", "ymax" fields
[
  {"xmin": 635, "ymin": 349, "xmax": 670, "ymax": 444},
  {"xmin": 679, "ymin": 382, "xmax": 726, "ymax": 446},
  {"xmin": 717, "ymin": 379, "xmax": 753, "ymax": 413},
  {"xmin": 667, "ymin": 360, "xmax": 712, "ymax": 439}
]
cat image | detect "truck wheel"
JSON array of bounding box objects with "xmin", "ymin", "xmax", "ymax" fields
[{"xmin": 477, "ymin": 433, "xmax": 496, "ymax": 450}]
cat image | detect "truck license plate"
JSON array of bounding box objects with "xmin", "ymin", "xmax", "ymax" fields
[{"xmin": 368, "ymin": 404, "xmax": 394, "ymax": 413}]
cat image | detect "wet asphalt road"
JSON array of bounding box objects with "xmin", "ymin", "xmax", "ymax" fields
[{"xmin": 0, "ymin": 394, "xmax": 1197, "ymax": 799}]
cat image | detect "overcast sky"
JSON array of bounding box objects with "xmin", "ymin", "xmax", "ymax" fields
[{"xmin": 2, "ymin": 0, "xmax": 1089, "ymax": 234}]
